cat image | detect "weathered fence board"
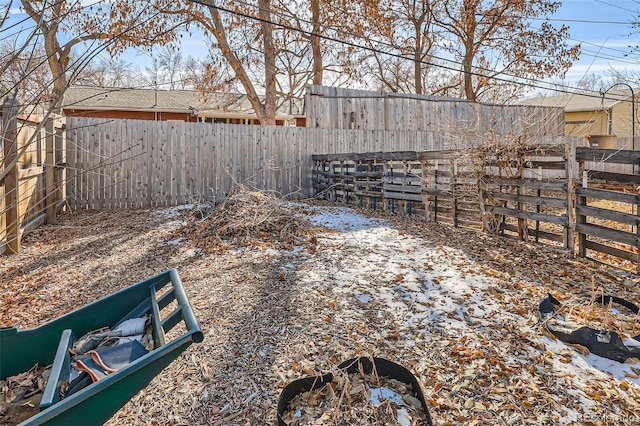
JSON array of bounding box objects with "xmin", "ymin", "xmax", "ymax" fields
[
  {"xmin": 0, "ymin": 98, "xmax": 66, "ymax": 254},
  {"xmin": 306, "ymin": 86, "xmax": 565, "ymax": 136},
  {"xmin": 418, "ymin": 150, "xmax": 482, "ymax": 229},
  {"xmin": 67, "ymin": 118, "xmax": 457, "ymax": 210},
  {"xmin": 480, "ymin": 144, "xmax": 573, "ymax": 249},
  {"xmin": 576, "ymin": 147, "xmax": 640, "ymax": 271}
]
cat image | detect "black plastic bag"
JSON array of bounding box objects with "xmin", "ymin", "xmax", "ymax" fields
[{"xmin": 539, "ymin": 293, "xmax": 640, "ymax": 363}]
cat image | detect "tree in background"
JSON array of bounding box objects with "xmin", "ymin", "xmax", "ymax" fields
[
  {"xmin": 278, "ymin": 0, "xmax": 386, "ymax": 91},
  {"xmin": 109, "ymin": 0, "xmax": 281, "ymax": 123},
  {"xmin": 139, "ymin": 47, "xmax": 210, "ymax": 90},
  {"xmin": 111, "ymin": 0, "xmax": 375, "ymax": 124},
  {"xmin": 14, "ymin": 0, "xmax": 187, "ymax": 110},
  {"xmin": 18, "ymin": 0, "xmax": 111, "ymax": 110},
  {"xmin": 430, "ymin": 0, "xmax": 580, "ymax": 102},
  {"xmin": 364, "ymin": 0, "xmax": 436, "ymax": 94},
  {"xmin": 8, "ymin": 0, "xmax": 586, "ymax": 116},
  {"xmin": 0, "ymin": 41, "xmax": 52, "ymax": 102},
  {"xmin": 73, "ymin": 57, "xmax": 143, "ymax": 88}
]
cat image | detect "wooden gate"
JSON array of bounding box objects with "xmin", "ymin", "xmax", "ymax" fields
[{"xmin": 1, "ymin": 98, "xmax": 66, "ymax": 254}]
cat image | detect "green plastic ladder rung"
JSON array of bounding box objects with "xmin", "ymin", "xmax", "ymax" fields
[
  {"xmin": 40, "ymin": 329, "xmax": 75, "ymax": 410},
  {"xmin": 150, "ymin": 287, "xmax": 166, "ymax": 347},
  {"xmin": 161, "ymin": 308, "xmax": 183, "ymax": 333}
]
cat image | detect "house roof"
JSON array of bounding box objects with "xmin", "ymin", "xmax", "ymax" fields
[
  {"xmin": 62, "ymin": 86, "xmax": 305, "ymax": 118},
  {"xmin": 519, "ymin": 88, "xmax": 637, "ymax": 113}
]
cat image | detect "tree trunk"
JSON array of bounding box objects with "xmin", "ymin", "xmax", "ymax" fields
[
  {"xmin": 462, "ymin": 48, "xmax": 476, "ymax": 101},
  {"xmin": 43, "ymin": 33, "xmax": 68, "ymax": 113},
  {"xmin": 259, "ymin": 0, "xmax": 277, "ymax": 125},
  {"xmin": 310, "ymin": 0, "xmax": 323, "ymax": 86},
  {"xmin": 207, "ymin": 4, "xmax": 277, "ymax": 125},
  {"xmin": 414, "ymin": 50, "xmax": 422, "ymax": 95}
]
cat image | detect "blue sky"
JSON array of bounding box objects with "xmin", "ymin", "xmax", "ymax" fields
[
  {"xmin": 146, "ymin": 0, "xmax": 640, "ymax": 85},
  {"xmin": 554, "ymin": 0, "xmax": 640, "ymax": 81},
  {"xmin": 6, "ymin": 0, "xmax": 640, "ymax": 87}
]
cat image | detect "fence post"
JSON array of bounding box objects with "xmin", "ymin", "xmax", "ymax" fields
[
  {"xmin": 0, "ymin": 101, "xmax": 4, "ymax": 254},
  {"xmin": 45, "ymin": 117, "xmax": 56, "ymax": 224},
  {"xmin": 452, "ymin": 158, "xmax": 458, "ymax": 227},
  {"xmin": 2, "ymin": 97, "xmax": 19, "ymax": 254},
  {"xmin": 565, "ymin": 143, "xmax": 574, "ymax": 253},
  {"xmin": 576, "ymin": 158, "xmax": 587, "ymax": 258},
  {"xmin": 58, "ymin": 120, "xmax": 67, "ymax": 209},
  {"xmin": 636, "ymin": 193, "xmax": 640, "ymax": 274},
  {"xmin": 636, "ymin": 148, "xmax": 640, "ymax": 274}
]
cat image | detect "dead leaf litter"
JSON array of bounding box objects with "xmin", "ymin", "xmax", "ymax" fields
[{"xmin": 2, "ymin": 189, "xmax": 640, "ymax": 425}]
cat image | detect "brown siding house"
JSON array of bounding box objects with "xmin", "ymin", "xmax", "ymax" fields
[{"xmin": 62, "ymin": 86, "xmax": 306, "ymax": 126}]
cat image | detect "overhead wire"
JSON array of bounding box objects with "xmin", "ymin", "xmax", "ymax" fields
[
  {"xmin": 595, "ymin": 0, "xmax": 639, "ymax": 14},
  {"xmin": 5, "ymin": 0, "xmax": 638, "ymax": 104},
  {"xmin": 187, "ymin": 0, "xmax": 636, "ymax": 102}
]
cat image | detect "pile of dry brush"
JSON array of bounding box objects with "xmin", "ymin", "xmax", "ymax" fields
[{"xmin": 182, "ymin": 186, "xmax": 318, "ymax": 253}]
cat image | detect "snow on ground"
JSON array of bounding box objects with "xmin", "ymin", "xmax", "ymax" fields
[
  {"xmin": 5, "ymin": 200, "xmax": 640, "ymax": 425},
  {"xmin": 276, "ymin": 204, "xmax": 640, "ymax": 424}
]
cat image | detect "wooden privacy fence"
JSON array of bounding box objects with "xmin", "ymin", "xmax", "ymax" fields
[
  {"xmin": 306, "ymin": 85, "xmax": 565, "ymax": 135},
  {"xmin": 1, "ymin": 98, "xmax": 66, "ymax": 254},
  {"xmin": 313, "ymin": 146, "xmax": 640, "ymax": 272},
  {"xmin": 66, "ymin": 118, "xmax": 452, "ymax": 210}
]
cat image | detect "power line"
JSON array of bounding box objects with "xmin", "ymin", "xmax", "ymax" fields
[
  {"xmin": 8, "ymin": 0, "xmax": 637, "ymax": 105},
  {"xmin": 227, "ymin": 0, "xmax": 640, "ymax": 99},
  {"xmin": 520, "ymin": 16, "xmax": 632, "ymax": 25},
  {"xmin": 595, "ymin": 0, "xmax": 639, "ymax": 14},
  {"xmin": 579, "ymin": 47, "xmax": 640, "ymax": 64},
  {"xmin": 187, "ymin": 0, "xmax": 632, "ymax": 102}
]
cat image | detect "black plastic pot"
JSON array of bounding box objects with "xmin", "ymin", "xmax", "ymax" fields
[{"xmin": 277, "ymin": 356, "xmax": 433, "ymax": 426}]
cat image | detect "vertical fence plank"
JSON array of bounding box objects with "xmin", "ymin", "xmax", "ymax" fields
[
  {"xmin": 2, "ymin": 98, "xmax": 19, "ymax": 253},
  {"xmin": 565, "ymin": 143, "xmax": 574, "ymax": 252},
  {"xmin": 44, "ymin": 118, "xmax": 56, "ymax": 223}
]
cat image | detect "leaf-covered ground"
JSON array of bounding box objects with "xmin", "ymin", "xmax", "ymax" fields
[{"xmin": 2, "ymin": 195, "xmax": 640, "ymax": 425}]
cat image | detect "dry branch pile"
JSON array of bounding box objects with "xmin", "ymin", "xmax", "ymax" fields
[{"xmin": 183, "ymin": 186, "xmax": 317, "ymax": 253}]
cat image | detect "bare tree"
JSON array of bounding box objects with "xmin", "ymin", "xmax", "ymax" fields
[
  {"xmin": 19, "ymin": 0, "xmax": 111, "ymax": 110},
  {"xmin": 111, "ymin": 0, "xmax": 282, "ymax": 124},
  {"xmin": 431, "ymin": 0, "xmax": 580, "ymax": 102},
  {"xmin": 74, "ymin": 56, "xmax": 143, "ymax": 87},
  {"xmin": 363, "ymin": 0, "xmax": 436, "ymax": 94},
  {"xmin": 0, "ymin": 41, "xmax": 52, "ymax": 101}
]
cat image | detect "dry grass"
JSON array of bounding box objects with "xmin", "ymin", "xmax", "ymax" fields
[{"xmin": 2, "ymin": 190, "xmax": 640, "ymax": 425}]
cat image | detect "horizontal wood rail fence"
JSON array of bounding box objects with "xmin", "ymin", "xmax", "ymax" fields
[
  {"xmin": 314, "ymin": 145, "xmax": 640, "ymax": 272},
  {"xmin": 479, "ymin": 144, "xmax": 573, "ymax": 250},
  {"xmin": 311, "ymin": 152, "xmax": 423, "ymax": 213},
  {"xmin": 1, "ymin": 98, "xmax": 66, "ymax": 255},
  {"xmin": 418, "ymin": 150, "xmax": 481, "ymax": 229},
  {"xmin": 576, "ymin": 147, "xmax": 640, "ymax": 271}
]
